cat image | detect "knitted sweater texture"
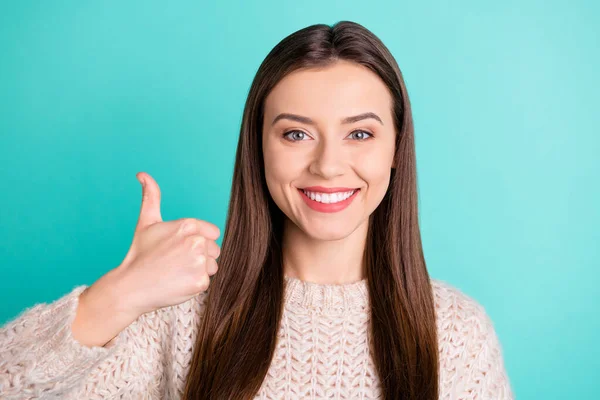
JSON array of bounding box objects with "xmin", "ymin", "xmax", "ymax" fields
[{"xmin": 0, "ymin": 276, "xmax": 514, "ymax": 399}]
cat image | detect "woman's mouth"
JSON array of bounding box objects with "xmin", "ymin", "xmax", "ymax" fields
[{"xmin": 297, "ymin": 188, "xmax": 360, "ymax": 213}]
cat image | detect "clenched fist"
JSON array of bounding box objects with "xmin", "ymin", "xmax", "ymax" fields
[{"xmin": 112, "ymin": 172, "xmax": 221, "ymax": 317}]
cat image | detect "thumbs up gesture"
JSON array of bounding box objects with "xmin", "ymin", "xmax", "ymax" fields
[{"xmin": 112, "ymin": 172, "xmax": 221, "ymax": 317}]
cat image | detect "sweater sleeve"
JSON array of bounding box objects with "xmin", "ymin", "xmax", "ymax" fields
[
  {"xmin": 458, "ymin": 303, "xmax": 515, "ymax": 400},
  {"xmin": 0, "ymin": 284, "xmax": 146, "ymax": 399}
]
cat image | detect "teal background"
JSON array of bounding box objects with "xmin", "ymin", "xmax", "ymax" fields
[{"xmin": 1, "ymin": 1, "xmax": 598, "ymax": 398}]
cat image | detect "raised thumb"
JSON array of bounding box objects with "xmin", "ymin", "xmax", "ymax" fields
[{"xmin": 135, "ymin": 172, "xmax": 162, "ymax": 230}]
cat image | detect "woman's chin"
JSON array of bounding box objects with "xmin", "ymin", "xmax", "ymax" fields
[{"xmin": 302, "ymin": 224, "xmax": 356, "ymax": 242}]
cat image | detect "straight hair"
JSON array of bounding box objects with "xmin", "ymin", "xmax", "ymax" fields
[{"xmin": 183, "ymin": 20, "xmax": 439, "ymax": 400}]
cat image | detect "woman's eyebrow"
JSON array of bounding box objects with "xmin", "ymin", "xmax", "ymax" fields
[{"xmin": 271, "ymin": 112, "xmax": 384, "ymax": 126}]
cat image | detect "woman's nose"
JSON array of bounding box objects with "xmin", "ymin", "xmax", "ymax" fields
[{"xmin": 308, "ymin": 139, "xmax": 346, "ymax": 179}]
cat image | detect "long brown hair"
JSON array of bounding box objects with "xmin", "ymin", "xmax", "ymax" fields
[{"xmin": 183, "ymin": 20, "xmax": 439, "ymax": 400}]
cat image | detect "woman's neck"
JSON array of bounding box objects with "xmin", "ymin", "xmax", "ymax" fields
[{"xmin": 281, "ymin": 217, "xmax": 369, "ymax": 285}]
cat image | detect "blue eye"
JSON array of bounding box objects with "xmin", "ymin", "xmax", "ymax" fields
[
  {"xmin": 282, "ymin": 130, "xmax": 373, "ymax": 141},
  {"xmin": 283, "ymin": 130, "xmax": 310, "ymax": 141},
  {"xmin": 348, "ymin": 130, "xmax": 374, "ymax": 141}
]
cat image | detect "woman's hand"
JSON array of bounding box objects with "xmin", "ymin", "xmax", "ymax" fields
[{"xmin": 111, "ymin": 172, "xmax": 221, "ymax": 317}]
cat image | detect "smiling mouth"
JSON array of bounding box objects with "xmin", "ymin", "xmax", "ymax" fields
[{"xmin": 298, "ymin": 188, "xmax": 360, "ymax": 204}]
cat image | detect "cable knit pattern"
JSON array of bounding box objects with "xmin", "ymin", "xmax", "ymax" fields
[{"xmin": 0, "ymin": 277, "xmax": 514, "ymax": 399}]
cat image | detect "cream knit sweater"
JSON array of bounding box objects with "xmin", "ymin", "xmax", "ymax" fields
[{"xmin": 0, "ymin": 276, "xmax": 514, "ymax": 399}]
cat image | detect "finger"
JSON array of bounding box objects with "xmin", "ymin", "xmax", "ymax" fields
[
  {"xmin": 206, "ymin": 240, "xmax": 220, "ymax": 259},
  {"xmin": 190, "ymin": 235, "xmax": 207, "ymax": 254},
  {"xmin": 206, "ymin": 258, "xmax": 218, "ymax": 276},
  {"xmin": 136, "ymin": 172, "xmax": 163, "ymax": 231},
  {"xmin": 175, "ymin": 218, "xmax": 221, "ymax": 241}
]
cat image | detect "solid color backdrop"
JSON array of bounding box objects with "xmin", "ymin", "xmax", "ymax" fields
[{"xmin": 1, "ymin": 1, "xmax": 598, "ymax": 399}]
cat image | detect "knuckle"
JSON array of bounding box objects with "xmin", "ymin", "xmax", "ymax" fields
[
  {"xmin": 195, "ymin": 274, "xmax": 210, "ymax": 291},
  {"xmin": 183, "ymin": 235, "xmax": 195, "ymax": 247},
  {"xmin": 194, "ymin": 247, "xmax": 206, "ymax": 258},
  {"xmin": 179, "ymin": 218, "xmax": 196, "ymax": 235},
  {"xmin": 195, "ymin": 236, "xmax": 206, "ymax": 249},
  {"xmin": 183, "ymin": 234, "xmax": 200, "ymax": 247},
  {"xmin": 195, "ymin": 254, "xmax": 206, "ymax": 265},
  {"xmin": 186, "ymin": 236, "xmax": 206, "ymax": 255}
]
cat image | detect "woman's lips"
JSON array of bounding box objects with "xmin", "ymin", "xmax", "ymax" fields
[
  {"xmin": 298, "ymin": 188, "xmax": 360, "ymax": 213},
  {"xmin": 301, "ymin": 186, "xmax": 358, "ymax": 193}
]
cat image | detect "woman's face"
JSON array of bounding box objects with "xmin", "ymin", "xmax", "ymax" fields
[{"xmin": 262, "ymin": 59, "xmax": 396, "ymax": 241}]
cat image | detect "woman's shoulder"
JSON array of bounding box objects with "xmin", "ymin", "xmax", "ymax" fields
[
  {"xmin": 429, "ymin": 278, "xmax": 498, "ymax": 339},
  {"xmin": 429, "ymin": 279, "xmax": 514, "ymax": 398}
]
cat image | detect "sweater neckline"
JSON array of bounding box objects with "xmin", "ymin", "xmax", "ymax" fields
[{"xmin": 283, "ymin": 275, "xmax": 369, "ymax": 311}]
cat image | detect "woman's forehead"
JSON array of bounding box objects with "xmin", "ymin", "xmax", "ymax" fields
[{"xmin": 264, "ymin": 61, "xmax": 393, "ymax": 125}]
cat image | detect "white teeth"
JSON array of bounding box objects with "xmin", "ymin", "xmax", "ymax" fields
[{"xmin": 302, "ymin": 189, "xmax": 356, "ymax": 204}]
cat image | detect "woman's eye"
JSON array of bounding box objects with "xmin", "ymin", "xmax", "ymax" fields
[
  {"xmin": 283, "ymin": 130, "xmax": 310, "ymax": 141},
  {"xmin": 347, "ymin": 130, "xmax": 374, "ymax": 140},
  {"xmin": 282, "ymin": 130, "xmax": 373, "ymax": 142}
]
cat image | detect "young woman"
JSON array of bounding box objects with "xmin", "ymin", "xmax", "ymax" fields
[{"xmin": 0, "ymin": 21, "xmax": 513, "ymax": 399}]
